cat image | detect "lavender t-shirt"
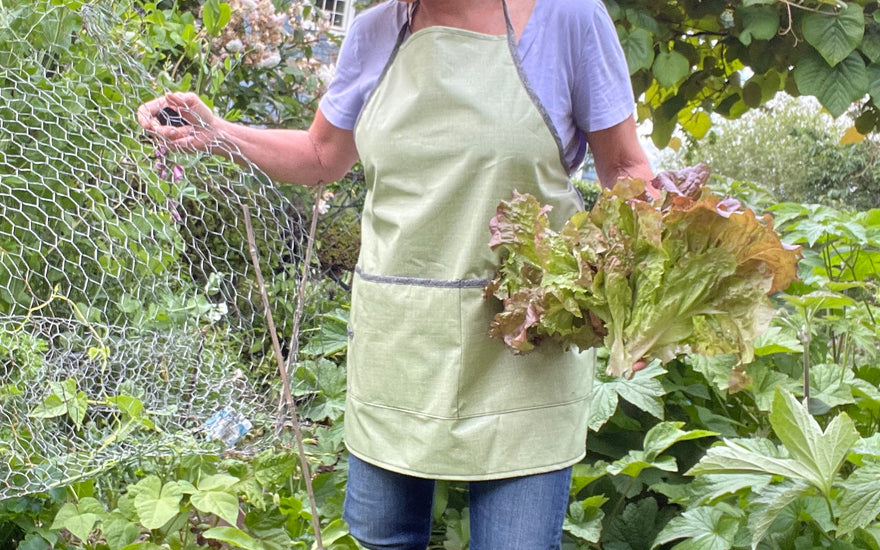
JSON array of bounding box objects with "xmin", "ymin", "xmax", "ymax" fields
[{"xmin": 319, "ymin": 0, "xmax": 634, "ymax": 172}]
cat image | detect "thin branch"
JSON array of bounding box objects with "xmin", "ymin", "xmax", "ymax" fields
[
  {"xmin": 283, "ymin": 184, "xmax": 325, "ymax": 406},
  {"xmin": 242, "ymin": 204, "xmax": 324, "ymax": 550},
  {"xmin": 778, "ymin": 0, "xmax": 840, "ymax": 16}
]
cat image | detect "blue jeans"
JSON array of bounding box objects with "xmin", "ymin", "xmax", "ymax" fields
[{"xmin": 343, "ymin": 454, "xmax": 572, "ymax": 550}]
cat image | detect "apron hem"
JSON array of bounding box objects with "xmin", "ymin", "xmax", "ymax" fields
[
  {"xmin": 346, "ymin": 391, "xmax": 591, "ymax": 421},
  {"xmin": 345, "ymin": 443, "xmax": 586, "ymax": 482}
]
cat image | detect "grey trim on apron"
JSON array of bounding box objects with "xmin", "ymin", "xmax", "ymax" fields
[
  {"xmin": 501, "ymin": 0, "xmax": 570, "ymax": 173},
  {"xmin": 351, "ymin": 20, "xmax": 409, "ymax": 132},
  {"xmin": 355, "ymin": 266, "xmax": 490, "ymax": 289}
]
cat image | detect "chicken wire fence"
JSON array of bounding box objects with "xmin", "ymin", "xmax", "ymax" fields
[{"xmin": 0, "ymin": 0, "xmax": 351, "ymax": 498}]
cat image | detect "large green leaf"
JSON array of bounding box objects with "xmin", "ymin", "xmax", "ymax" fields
[
  {"xmin": 687, "ymin": 473, "xmax": 773, "ymax": 506},
  {"xmin": 191, "ymin": 489, "xmax": 240, "ymax": 527},
  {"xmin": 608, "ymin": 452, "xmax": 678, "ymax": 478},
  {"xmin": 752, "ymin": 326, "xmax": 803, "ymax": 356},
  {"xmin": 652, "ymin": 506, "xmax": 740, "ymax": 550},
  {"xmin": 687, "ymin": 439, "xmax": 808, "ymax": 481},
  {"xmin": 780, "ymin": 290, "xmax": 857, "ymax": 311},
  {"xmin": 197, "ymin": 474, "xmax": 239, "ymax": 492},
  {"xmin": 810, "ymin": 363, "xmax": 855, "ymax": 409},
  {"xmin": 769, "ymin": 389, "xmax": 860, "ymax": 495},
  {"xmin": 680, "ymin": 110, "xmax": 712, "ymax": 139},
  {"xmin": 747, "ymin": 363, "xmax": 801, "ymax": 411},
  {"xmin": 321, "ymin": 518, "xmax": 361, "ymax": 549},
  {"xmin": 29, "ymin": 394, "xmax": 68, "ymax": 420},
  {"xmin": 588, "ymin": 363, "xmax": 665, "ymax": 431},
  {"xmin": 131, "ymin": 476, "xmax": 182, "ymax": 530},
  {"xmin": 690, "ymin": 354, "xmax": 739, "ymax": 394},
  {"xmin": 794, "ymin": 49, "xmax": 868, "ymax": 118},
  {"xmin": 301, "ymin": 311, "xmax": 349, "ymax": 357},
  {"xmin": 618, "ymin": 27, "xmax": 654, "ymax": 74},
  {"xmin": 51, "ymin": 498, "xmax": 104, "ymax": 542},
  {"xmin": 253, "ymin": 449, "xmax": 297, "ymax": 488},
  {"xmin": 641, "ymin": 421, "xmax": 717, "ymax": 463},
  {"xmin": 570, "ymin": 462, "xmax": 609, "ymax": 495},
  {"xmin": 839, "ymin": 461, "xmax": 880, "ymax": 535},
  {"xmin": 29, "ymin": 378, "xmax": 88, "ymax": 429},
  {"xmin": 802, "ymin": 2, "xmax": 864, "ymax": 67},
  {"xmin": 564, "ymin": 496, "xmax": 607, "ymax": 543},
  {"xmin": 746, "ymin": 480, "xmax": 812, "ymax": 548},
  {"xmin": 653, "ymin": 50, "xmax": 689, "ymax": 88},
  {"xmin": 609, "ymin": 422, "xmax": 715, "ymax": 478},
  {"xmin": 101, "ymin": 512, "xmax": 141, "ymax": 550},
  {"xmin": 203, "ymin": 526, "xmax": 263, "ymax": 550},
  {"xmin": 737, "ymin": 5, "xmax": 780, "ymax": 45},
  {"xmin": 861, "ymin": 24, "xmax": 880, "ymax": 62}
]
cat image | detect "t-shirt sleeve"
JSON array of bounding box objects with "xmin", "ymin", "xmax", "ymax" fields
[
  {"xmin": 571, "ymin": 1, "xmax": 634, "ymax": 133},
  {"xmin": 318, "ymin": 20, "xmax": 365, "ymax": 131},
  {"xmin": 318, "ymin": 3, "xmax": 404, "ymax": 131}
]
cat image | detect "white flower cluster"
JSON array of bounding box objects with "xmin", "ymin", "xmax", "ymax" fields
[{"xmin": 210, "ymin": 0, "xmax": 334, "ymax": 72}]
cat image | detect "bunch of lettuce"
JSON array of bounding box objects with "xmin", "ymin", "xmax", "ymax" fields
[{"xmin": 485, "ymin": 165, "xmax": 801, "ymax": 378}]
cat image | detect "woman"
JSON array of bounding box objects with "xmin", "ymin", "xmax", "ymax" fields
[{"xmin": 138, "ymin": 0, "xmax": 652, "ymax": 547}]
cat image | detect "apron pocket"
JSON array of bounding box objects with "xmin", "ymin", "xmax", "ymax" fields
[
  {"xmin": 457, "ymin": 288, "xmax": 594, "ymax": 417},
  {"xmin": 348, "ymin": 273, "xmax": 463, "ymax": 418}
]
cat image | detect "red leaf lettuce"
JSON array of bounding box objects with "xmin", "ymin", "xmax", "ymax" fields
[{"xmin": 487, "ymin": 165, "xmax": 801, "ymax": 379}]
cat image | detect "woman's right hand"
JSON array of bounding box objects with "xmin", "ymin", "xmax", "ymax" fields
[{"xmin": 137, "ymin": 92, "xmax": 223, "ymax": 154}]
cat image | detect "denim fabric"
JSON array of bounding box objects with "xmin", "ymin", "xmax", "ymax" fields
[
  {"xmin": 343, "ymin": 454, "xmax": 436, "ymax": 550},
  {"xmin": 344, "ymin": 454, "xmax": 572, "ymax": 550}
]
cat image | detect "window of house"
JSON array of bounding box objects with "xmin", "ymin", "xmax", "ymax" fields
[{"xmin": 314, "ymin": 0, "xmax": 354, "ymax": 32}]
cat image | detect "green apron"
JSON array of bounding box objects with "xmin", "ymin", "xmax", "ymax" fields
[{"xmin": 347, "ymin": 1, "xmax": 595, "ymax": 480}]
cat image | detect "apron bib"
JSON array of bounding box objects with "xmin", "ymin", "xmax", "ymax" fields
[{"xmin": 347, "ymin": 1, "xmax": 595, "ymax": 480}]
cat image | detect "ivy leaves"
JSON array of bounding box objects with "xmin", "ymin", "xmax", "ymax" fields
[{"xmin": 609, "ymin": 1, "xmax": 880, "ymax": 145}]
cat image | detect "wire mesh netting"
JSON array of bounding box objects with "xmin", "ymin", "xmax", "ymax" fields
[{"xmin": 0, "ymin": 0, "xmax": 348, "ymax": 498}]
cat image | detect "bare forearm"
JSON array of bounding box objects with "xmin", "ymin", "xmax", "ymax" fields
[
  {"xmin": 213, "ymin": 122, "xmax": 337, "ymax": 186},
  {"xmin": 596, "ymin": 154, "xmax": 653, "ymax": 190},
  {"xmin": 587, "ymin": 116, "xmax": 654, "ymax": 190}
]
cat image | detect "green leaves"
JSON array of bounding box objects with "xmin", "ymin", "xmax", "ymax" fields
[
  {"xmin": 200, "ymin": 0, "xmax": 232, "ymax": 37},
  {"xmin": 608, "ymin": 422, "xmax": 716, "ymax": 478},
  {"xmin": 737, "ymin": 5, "xmax": 780, "ymax": 45},
  {"xmin": 690, "ymin": 389, "xmax": 859, "ymax": 495},
  {"xmin": 685, "ymin": 389, "xmax": 865, "ymax": 547},
  {"xmin": 803, "ymin": 3, "xmax": 864, "ymax": 66},
  {"xmin": 606, "ymin": 0, "xmax": 880, "ymax": 137},
  {"xmin": 589, "ymin": 363, "xmax": 666, "ymax": 431},
  {"xmin": 564, "ymin": 496, "xmax": 607, "ymax": 543},
  {"xmin": 652, "ymin": 506, "xmax": 741, "ymax": 550},
  {"xmin": 203, "ymin": 526, "xmax": 263, "ymax": 550},
  {"xmin": 794, "ymin": 50, "xmax": 868, "ymax": 118},
  {"xmin": 190, "ymin": 475, "xmax": 241, "ymax": 527},
  {"xmin": 618, "ymin": 27, "xmax": 654, "ymax": 74},
  {"xmin": 51, "ymin": 498, "xmax": 104, "ymax": 542},
  {"xmin": 130, "ymin": 476, "xmax": 183, "ymax": 530},
  {"xmin": 29, "ymin": 378, "xmax": 88, "ymax": 430},
  {"xmin": 768, "ymin": 389, "xmax": 859, "ymax": 495},
  {"xmin": 839, "ymin": 461, "xmax": 880, "ymax": 535},
  {"xmin": 653, "ymin": 51, "xmax": 689, "ymax": 88}
]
